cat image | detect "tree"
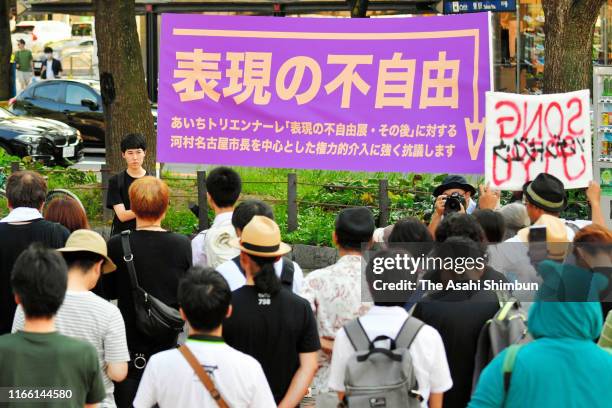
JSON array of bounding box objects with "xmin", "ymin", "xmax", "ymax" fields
[
  {"xmin": 93, "ymin": 0, "xmax": 156, "ymax": 173},
  {"xmin": 0, "ymin": 0, "xmax": 12, "ymax": 100},
  {"xmin": 349, "ymin": 0, "xmax": 369, "ymax": 17},
  {"xmin": 542, "ymin": 0, "xmax": 606, "ymax": 93}
]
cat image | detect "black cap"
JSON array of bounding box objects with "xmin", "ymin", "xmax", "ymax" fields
[
  {"xmin": 433, "ymin": 175, "xmax": 476, "ymax": 197},
  {"xmin": 522, "ymin": 173, "xmax": 566, "ymax": 213},
  {"xmin": 335, "ymin": 207, "xmax": 375, "ymax": 241}
]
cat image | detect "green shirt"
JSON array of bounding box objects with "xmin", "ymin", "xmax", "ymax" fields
[
  {"xmin": 0, "ymin": 331, "xmax": 106, "ymax": 408},
  {"xmin": 13, "ymin": 49, "xmax": 33, "ymax": 72}
]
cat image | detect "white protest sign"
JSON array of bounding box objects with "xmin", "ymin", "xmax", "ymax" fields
[{"xmin": 485, "ymin": 90, "xmax": 592, "ymax": 190}]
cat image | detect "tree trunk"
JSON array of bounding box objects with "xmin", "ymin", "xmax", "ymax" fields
[
  {"xmin": 542, "ymin": 0, "xmax": 605, "ymax": 93},
  {"xmin": 0, "ymin": 0, "xmax": 12, "ymax": 100},
  {"xmin": 350, "ymin": 0, "xmax": 369, "ymax": 17},
  {"xmin": 93, "ymin": 0, "xmax": 156, "ymax": 173}
]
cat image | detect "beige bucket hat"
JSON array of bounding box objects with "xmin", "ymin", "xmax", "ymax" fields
[{"xmin": 230, "ymin": 216, "xmax": 291, "ymax": 257}]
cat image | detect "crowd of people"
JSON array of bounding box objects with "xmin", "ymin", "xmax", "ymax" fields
[{"xmin": 0, "ymin": 133, "xmax": 611, "ymax": 407}]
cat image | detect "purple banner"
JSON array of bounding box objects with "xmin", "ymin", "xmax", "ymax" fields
[{"xmin": 158, "ymin": 14, "xmax": 492, "ymax": 173}]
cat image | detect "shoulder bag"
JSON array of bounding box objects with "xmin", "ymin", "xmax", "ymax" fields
[{"xmin": 120, "ymin": 230, "xmax": 185, "ymax": 338}]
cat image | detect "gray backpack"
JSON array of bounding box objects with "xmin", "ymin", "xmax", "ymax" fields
[
  {"xmin": 343, "ymin": 317, "xmax": 424, "ymax": 408},
  {"xmin": 472, "ymin": 291, "xmax": 531, "ymax": 392}
]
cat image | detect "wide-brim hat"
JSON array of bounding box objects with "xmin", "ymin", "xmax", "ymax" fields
[
  {"xmin": 58, "ymin": 229, "xmax": 116, "ymax": 273},
  {"xmin": 523, "ymin": 173, "xmax": 567, "ymax": 213},
  {"xmin": 517, "ymin": 214, "xmax": 570, "ymax": 260},
  {"xmin": 230, "ymin": 215, "xmax": 291, "ymax": 258},
  {"xmin": 433, "ymin": 175, "xmax": 476, "ymax": 197}
]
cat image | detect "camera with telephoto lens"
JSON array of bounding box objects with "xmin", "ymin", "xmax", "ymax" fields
[{"xmin": 444, "ymin": 192, "xmax": 466, "ymax": 215}]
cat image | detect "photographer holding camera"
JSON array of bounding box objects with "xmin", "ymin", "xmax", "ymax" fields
[{"xmin": 429, "ymin": 176, "xmax": 477, "ymax": 238}]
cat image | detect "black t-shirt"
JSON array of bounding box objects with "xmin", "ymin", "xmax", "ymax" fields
[
  {"xmin": 103, "ymin": 230, "xmax": 192, "ymax": 355},
  {"xmin": 223, "ymin": 286, "xmax": 320, "ymax": 403},
  {"xmin": 412, "ymin": 267, "xmax": 503, "ymax": 408},
  {"xmin": 0, "ymin": 219, "xmax": 69, "ymax": 334},
  {"xmin": 106, "ymin": 171, "xmax": 148, "ymax": 235}
]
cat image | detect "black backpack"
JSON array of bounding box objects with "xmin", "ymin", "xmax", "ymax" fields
[{"xmin": 232, "ymin": 255, "xmax": 295, "ymax": 289}]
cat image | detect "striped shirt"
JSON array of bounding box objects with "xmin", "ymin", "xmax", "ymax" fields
[{"xmin": 13, "ymin": 290, "xmax": 130, "ymax": 408}]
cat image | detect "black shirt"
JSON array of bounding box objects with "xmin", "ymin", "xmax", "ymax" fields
[
  {"xmin": 106, "ymin": 171, "xmax": 148, "ymax": 235},
  {"xmin": 223, "ymin": 286, "xmax": 320, "ymax": 403},
  {"xmin": 0, "ymin": 219, "xmax": 69, "ymax": 334},
  {"xmin": 412, "ymin": 267, "xmax": 503, "ymax": 408},
  {"xmin": 103, "ymin": 230, "xmax": 192, "ymax": 355}
]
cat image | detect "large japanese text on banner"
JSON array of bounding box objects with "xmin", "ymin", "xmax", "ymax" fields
[
  {"xmin": 158, "ymin": 14, "xmax": 492, "ymax": 173},
  {"xmin": 485, "ymin": 90, "xmax": 592, "ymax": 190}
]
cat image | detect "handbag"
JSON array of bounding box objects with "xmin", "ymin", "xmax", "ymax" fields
[
  {"xmin": 179, "ymin": 345, "xmax": 229, "ymax": 408},
  {"xmin": 120, "ymin": 230, "xmax": 185, "ymax": 338}
]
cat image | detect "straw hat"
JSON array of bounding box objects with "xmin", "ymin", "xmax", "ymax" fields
[
  {"xmin": 517, "ymin": 214, "xmax": 570, "ymax": 260},
  {"xmin": 230, "ymin": 216, "xmax": 291, "ymax": 257},
  {"xmin": 58, "ymin": 229, "xmax": 116, "ymax": 273}
]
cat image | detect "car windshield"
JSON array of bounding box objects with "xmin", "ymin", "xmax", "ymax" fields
[
  {"xmin": 13, "ymin": 25, "xmax": 34, "ymax": 34},
  {"xmin": 0, "ymin": 107, "xmax": 13, "ymax": 119}
]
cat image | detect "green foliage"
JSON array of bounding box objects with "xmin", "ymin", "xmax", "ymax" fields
[
  {"xmin": 162, "ymin": 208, "xmax": 198, "ymax": 236},
  {"xmin": 0, "ymin": 161, "xmax": 593, "ymax": 245},
  {"xmin": 0, "ymin": 150, "xmax": 21, "ymax": 169},
  {"xmin": 277, "ymin": 205, "xmax": 336, "ymax": 247}
]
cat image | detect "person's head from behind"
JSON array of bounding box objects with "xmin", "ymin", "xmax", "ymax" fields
[
  {"xmin": 366, "ymin": 248, "xmax": 419, "ymax": 307},
  {"xmin": 129, "ymin": 176, "xmax": 169, "ymax": 223},
  {"xmin": 6, "ymin": 171, "xmax": 47, "ymax": 211},
  {"xmin": 12, "ymin": 244, "xmax": 67, "ymax": 319},
  {"xmin": 333, "ymin": 207, "xmax": 376, "ymax": 253},
  {"xmin": 235, "ymin": 216, "xmax": 291, "ymax": 295},
  {"xmin": 58, "ymin": 229, "xmax": 116, "ymax": 290},
  {"xmin": 387, "ymin": 217, "xmax": 433, "ymax": 257},
  {"xmin": 499, "ymin": 202, "xmax": 530, "ymax": 240},
  {"xmin": 232, "ymin": 199, "xmax": 274, "ymax": 237},
  {"xmin": 430, "ymin": 236, "xmax": 487, "ymax": 283},
  {"xmin": 388, "ymin": 217, "xmax": 433, "ymax": 244},
  {"xmin": 206, "ymin": 167, "xmax": 241, "ymax": 210},
  {"xmin": 120, "ymin": 133, "xmax": 146, "ymax": 170},
  {"xmin": 522, "ymin": 173, "xmax": 566, "ymax": 223},
  {"xmin": 573, "ymin": 225, "xmax": 612, "ymax": 270},
  {"xmin": 472, "ymin": 209, "xmax": 506, "ymax": 244},
  {"xmin": 435, "ymin": 213, "xmax": 485, "ymax": 244},
  {"xmin": 178, "ymin": 267, "xmax": 231, "ymax": 333},
  {"xmin": 44, "ymin": 197, "xmax": 89, "ymax": 232}
]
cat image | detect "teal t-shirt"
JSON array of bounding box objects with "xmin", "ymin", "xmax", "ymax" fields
[{"xmin": 0, "ymin": 331, "xmax": 106, "ymax": 407}]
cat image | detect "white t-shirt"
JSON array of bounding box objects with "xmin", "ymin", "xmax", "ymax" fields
[
  {"xmin": 216, "ymin": 257, "xmax": 304, "ymax": 294},
  {"xmin": 133, "ymin": 337, "xmax": 275, "ymax": 408},
  {"xmin": 191, "ymin": 212, "xmax": 239, "ymax": 268},
  {"xmin": 328, "ymin": 306, "xmax": 453, "ymax": 407},
  {"xmin": 13, "ymin": 290, "xmax": 129, "ymax": 408},
  {"xmin": 46, "ymin": 59, "xmax": 55, "ymax": 79}
]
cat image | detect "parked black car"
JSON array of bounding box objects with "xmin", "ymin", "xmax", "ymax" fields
[
  {"xmin": 10, "ymin": 79, "xmax": 157, "ymax": 149},
  {"xmin": 0, "ymin": 106, "xmax": 84, "ymax": 166}
]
